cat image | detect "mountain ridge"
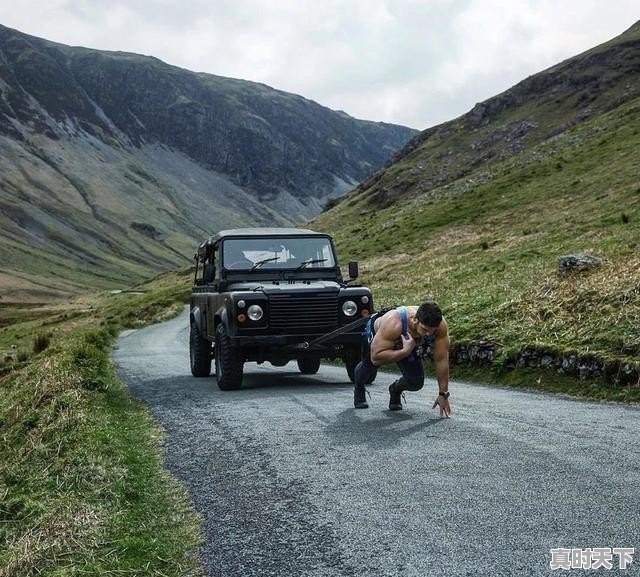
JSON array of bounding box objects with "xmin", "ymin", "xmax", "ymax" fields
[
  {"xmin": 338, "ymin": 19, "xmax": 640, "ymax": 209},
  {"xmin": 0, "ymin": 24, "xmax": 417, "ymax": 300},
  {"xmin": 0, "ymin": 23, "xmax": 417, "ymax": 200}
]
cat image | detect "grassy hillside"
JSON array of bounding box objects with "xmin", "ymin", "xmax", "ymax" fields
[
  {"xmin": 344, "ymin": 20, "xmax": 640, "ymax": 210},
  {"xmin": 0, "ymin": 128, "xmax": 289, "ymax": 302},
  {"xmin": 0, "ymin": 271, "xmax": 201, "ymax": 576},
  {"xmin": 313, "ymin": 90, "xmax": 640, "ymax": 391}
]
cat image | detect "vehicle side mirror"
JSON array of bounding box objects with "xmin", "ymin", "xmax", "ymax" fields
[
  {"xmin": 348, "ymin": 261, "xmax": 359, "ymax": 280},
  {"xmin": 203, "ymin": 263, "xmax": 215, "ymax": 283}
]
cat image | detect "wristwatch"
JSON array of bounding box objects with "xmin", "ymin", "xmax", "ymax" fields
[{"xmin": 438, "ymin": 391, "xmax": 450, "ymax": 399}]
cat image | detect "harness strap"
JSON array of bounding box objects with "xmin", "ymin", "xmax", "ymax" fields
[
  {"xmin": 364, "ymin": 315, "xmax": 375, "ymax": 343},
  {"xmin": 397, "ymin": 306, "xmax": 409, "ymax": 337},
  {"xmin": 363, "ymin": 305, "xmax": 403, "ymax": 345}
]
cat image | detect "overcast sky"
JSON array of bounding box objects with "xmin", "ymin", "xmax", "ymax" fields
[{"xmin": 1, "ymin": 1, "xmax": 637, "ymax": 129}]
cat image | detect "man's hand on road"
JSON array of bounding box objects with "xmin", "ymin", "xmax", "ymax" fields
[{"xmin": 432, "ymin": 396, "xmax": 451, "ymax": 418}]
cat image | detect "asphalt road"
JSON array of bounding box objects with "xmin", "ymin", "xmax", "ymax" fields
[{"xmin": 113, "ymin": 309, "xmax": 640, "ymax": 577}]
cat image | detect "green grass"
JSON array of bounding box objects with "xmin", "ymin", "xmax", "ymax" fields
[
  {"xmin": 452, "ymin": 364, "xmax": 640, "ymax": 403},
  {"xmin": 0, "ymin": 271, "xmax": 201, "ymax": 577},
  {"xmin": 0, "ymin": 267, "xmax": 191, "ymax": 357}
]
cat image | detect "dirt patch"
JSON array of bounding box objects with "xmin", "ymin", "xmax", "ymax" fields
[
  {"xmin": 427, "ymin": 226, "xmax": 483, "ymax": 250},
  {"xmin": 362, "ymin": 252, "xmax": 412, "ymax": 271}
]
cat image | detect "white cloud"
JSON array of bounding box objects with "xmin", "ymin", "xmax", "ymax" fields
[{"xmin": 0, "ymin": 0, "xmax": 637, "ymax": 128}]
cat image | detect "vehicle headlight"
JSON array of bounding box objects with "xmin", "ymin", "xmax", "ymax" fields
[
  {"xmin": 237, "ymin": 300, "xmax": 246, "ymax": 309},
  {"xmin": 361, "ymin": 295, "xmax": 369, "ymax": 304},
  {"xmin": 342, "ymin": 300, "xmax": 358, "ymax": 317},
  {"xmin": 247, "ymin": 304, "xmax": 264, "ymax": 321}
]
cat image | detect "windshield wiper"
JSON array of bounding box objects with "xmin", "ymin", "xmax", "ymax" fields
[
  {"xmin": 295, "ymin": 258, "xmax": 328, "ymax": 270},
  {"xmin": 251, "ymin": 256, "xmax": 279, "ymax": 270}
]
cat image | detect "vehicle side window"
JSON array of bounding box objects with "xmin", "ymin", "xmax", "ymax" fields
[
  {"xmin": 203, "ymin": 245, "xmax": 217, "ymax": 283},
  {"xmin": 195, "ymin": 254, "xmax": 204, "ymax": 285}
]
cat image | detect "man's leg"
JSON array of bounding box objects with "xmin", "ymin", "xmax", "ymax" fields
[
  {"xmin": 388, "ymin": 353, "xmax": 424, "ymax": 410},
  {"xmin": 354, "ymin": 351, "xmax": 378, "ymax": 409}
]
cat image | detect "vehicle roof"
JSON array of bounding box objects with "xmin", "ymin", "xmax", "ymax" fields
[{"xmin": 205, "ymin": 228, "xmax": 327, "ymax": 245}]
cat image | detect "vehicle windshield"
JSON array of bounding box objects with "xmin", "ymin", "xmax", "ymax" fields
[{"xmin": 222, "ymin": 236, "xmax": 337, "ymax": 270}]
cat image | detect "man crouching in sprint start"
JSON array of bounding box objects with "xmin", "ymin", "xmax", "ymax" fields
[{"xmin": 353, "ymin": 301, "xmax": 451, "ymax": 416}]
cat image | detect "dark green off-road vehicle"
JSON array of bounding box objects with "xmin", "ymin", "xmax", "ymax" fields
[{"xmin": 189, "ymin": 228, "xmax": 374, "ymax": 390}]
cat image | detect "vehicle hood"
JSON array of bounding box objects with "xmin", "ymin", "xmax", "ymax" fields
[{"xmin": 227, "ymin": 281, "xmax": 342, "ymax": 294}]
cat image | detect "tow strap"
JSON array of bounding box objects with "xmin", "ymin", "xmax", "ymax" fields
[{"xmin": 299, "ymin": 305, "xmax": 398, "ymax": 349}]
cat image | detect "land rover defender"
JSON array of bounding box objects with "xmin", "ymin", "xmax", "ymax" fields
[{"xmin": 189, "ymin": 228, "xmax": 374, "ymax": 390}]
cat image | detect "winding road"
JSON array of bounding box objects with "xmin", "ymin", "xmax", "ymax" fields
[{"xmin": 113, "ymin": 309, "xmax": 640, "ymax": 576}]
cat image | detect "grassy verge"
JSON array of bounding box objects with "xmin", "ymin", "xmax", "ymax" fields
[
  {"xmin": 0, "ymin": 270, "xmax": 202, "ymax": 577},
  {"xmin": 445, "ymin": 364, "xmax": 640, "ymax": 403}
]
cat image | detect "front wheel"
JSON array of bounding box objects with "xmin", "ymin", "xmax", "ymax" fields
[
  {"xmin": 297, "ymin": 357, "xmax": 321, "ymax": 375},
  {"xmin": 215, "ymin": 324, "xmax": 244, "ymax": 390},
  {"xmin": 190, "ymin": 322, "xmax": 211, "ymax": 377}
]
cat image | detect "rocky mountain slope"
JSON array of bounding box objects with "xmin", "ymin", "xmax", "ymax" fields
[
  {"xmin": 0, "ymin": 25, "xmax": 416, "ymax": 301},
  {"xmin": 334, "ymin": 21, "xmax": 640, "ymax": 209}
]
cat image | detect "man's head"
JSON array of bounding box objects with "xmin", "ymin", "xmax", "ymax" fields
[{"xmin": 415, "ymin": 301, "xmax": 443, "ymax": 335}]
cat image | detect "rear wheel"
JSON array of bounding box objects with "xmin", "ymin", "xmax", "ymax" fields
[
  {"xmin": 297, "ymin": 357, "xmax": 321, "ymax": 375},
  {"xmin": 190, "ymin": 322, "xmax": 211, "ymax": 377},
  {"xmin": 215, "ymin": 324, "xmax": 244, "ymax": 390}
]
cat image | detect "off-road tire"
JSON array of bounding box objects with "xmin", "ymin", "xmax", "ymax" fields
[
  {"xmin": 190, "ymin": 322, "xmax": 211, "ymax": 377},
  {"xmin": 215, "ymin": 324, "xmax": 244, "ymax": 390},
  {"xmin": 297, "ymin": 357, "xmax": 321, "ymax": 375}
]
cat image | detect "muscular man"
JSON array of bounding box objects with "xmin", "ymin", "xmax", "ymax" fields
[{"xmin": 353, "ymin": 301, "xmax": 451, "ymax": 417}]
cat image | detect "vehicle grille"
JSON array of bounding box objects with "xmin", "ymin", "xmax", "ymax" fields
[{"xmin": 268, "ymin": 293, "xmax": 339, "ymax": 334}]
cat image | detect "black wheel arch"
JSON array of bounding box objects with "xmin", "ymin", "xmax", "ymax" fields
[
  {"xmin": 214, "ymin": 306, "xmax": 231, "ymax": 336},
  {"xmin": 190, "ymin": 306, "xmax": 205, "ymax": 336}
]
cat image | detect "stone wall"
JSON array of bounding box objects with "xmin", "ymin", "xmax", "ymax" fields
[{"xmin": 435, "ymin": 341, "xmax": 640, "ymax": 387}]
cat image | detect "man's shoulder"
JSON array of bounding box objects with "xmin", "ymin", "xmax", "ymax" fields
[{"xmin": 377, "ymin": 309, "xmax": 402, "ymax": 334}]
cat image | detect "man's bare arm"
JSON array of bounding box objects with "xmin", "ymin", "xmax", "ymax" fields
[
  {"xmin": 370, "ymin": 315, "xmax": 415, "ymax": 366},
  {"xmin": 433, "ymin": 320, "xmax": 450, "ymax": 392}
]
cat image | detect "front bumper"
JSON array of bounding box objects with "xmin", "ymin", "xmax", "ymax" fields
[{"xmin": 230, "ymin": 332, "xmax": 361, "ymax": 349}]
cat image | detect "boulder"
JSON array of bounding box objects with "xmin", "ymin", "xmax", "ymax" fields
[{"xmin": 558, "ymin": 253, "xmax": 602, "ymax": 275}]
